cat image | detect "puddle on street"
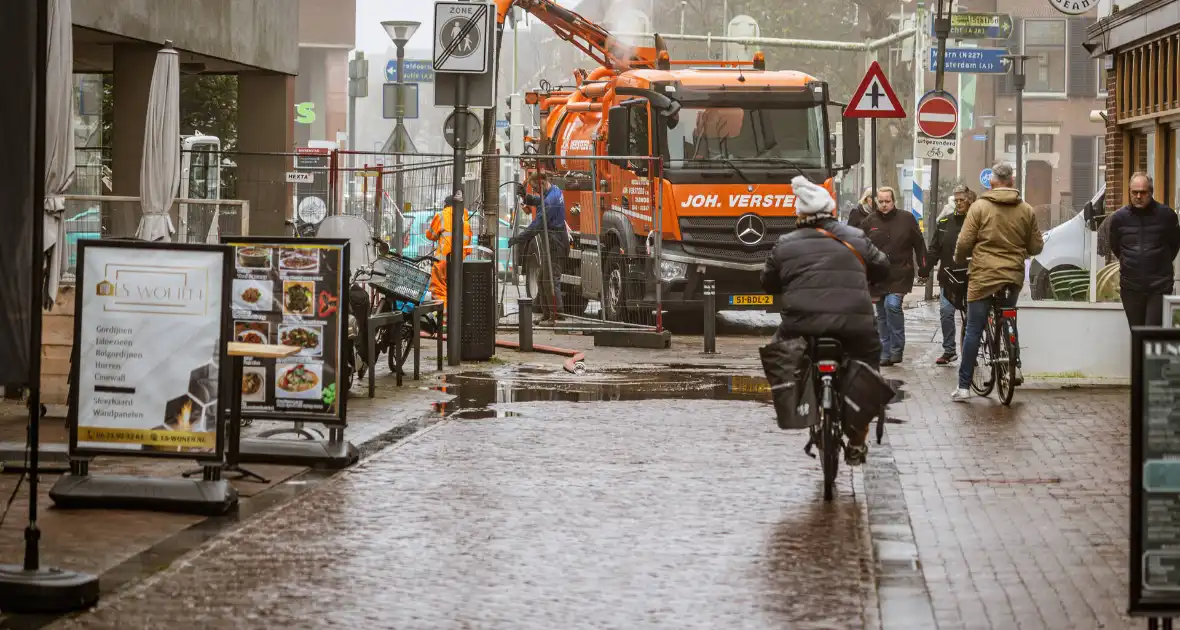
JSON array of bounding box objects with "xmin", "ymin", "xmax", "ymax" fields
[{"xmin": 430, "ymin": 368, "xmax": 906, "ymax": 419}]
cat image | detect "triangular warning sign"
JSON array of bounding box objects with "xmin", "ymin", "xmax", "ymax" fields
[{"xmin": 845, "ymin": 61, "xmax": 906, "ymax": 119}]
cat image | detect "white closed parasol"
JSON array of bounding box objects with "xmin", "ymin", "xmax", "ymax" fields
[
  {"xmin": 43, "ymin": 0, "xmax": 73, "ymax": 308},
  {"xmin": 135, "ymin": 42, "xmax": 180, "ymax": 242}
]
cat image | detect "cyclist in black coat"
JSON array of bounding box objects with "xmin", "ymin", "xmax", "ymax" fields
[
  {"xmin": 761, "ymin": 176, "xmax": 890, "ymax": 464},
  {"xmin": 1108, "ymin": 172, "xmax": 1180, "ymax": 327}
]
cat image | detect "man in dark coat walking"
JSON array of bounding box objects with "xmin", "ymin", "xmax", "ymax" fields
[
  {"xmin": 761, "ymin": 176, "xmax": 891, "ymax": 465},
  {"xmin": 1109, "ymin": 172, "xmax": 1180, "ymax": 327},
  {"xmin": 919, "ymin": 184, "xmax": 974, "ymax": 365},
  {"xmin": 859, "ymin": 186, "xmax": 927, "ymax": 366}
]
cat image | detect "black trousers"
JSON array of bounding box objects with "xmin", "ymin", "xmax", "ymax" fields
[
  {"xmin": 534, "ymin": 232, "xmax": 567, "ymax": 320},
  {"xmin": 1123, "ymin": 289, "xmax": 1165, "ymax": 328}
]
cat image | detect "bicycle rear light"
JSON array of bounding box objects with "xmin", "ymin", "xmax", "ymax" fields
[{"xmin": 817, "ymin": 362, "xmax": 838, "ymax": 373}]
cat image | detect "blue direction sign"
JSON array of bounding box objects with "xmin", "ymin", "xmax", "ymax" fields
[
  {"xmin": 385, "ymin": 59, "xmax": 435, "ymax": 83},
  {"xmin": 495, "ymin": 119, "xmax": 509, "ymax": 129},
  {"xmin": 930, "ymin": 48, "xmax": 1010, "ymax": 74},
  {"xmin": 980, "ymin": 168, "xmax": 993, "ymax": 190}
]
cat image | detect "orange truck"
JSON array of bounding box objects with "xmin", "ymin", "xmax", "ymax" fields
[{"xmin": 495, "ymin": 0, "xmax": 862, "ymax": 323}]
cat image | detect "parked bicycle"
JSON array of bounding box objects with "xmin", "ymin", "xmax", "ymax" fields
[{"xmin": 367, "ymin": 238, "xmax": 441, "ymax": 375}]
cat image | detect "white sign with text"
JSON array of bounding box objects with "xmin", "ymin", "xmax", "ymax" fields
[{"xmin": 75, "ymin": 244, "xmax": 226, "ymax": 455}]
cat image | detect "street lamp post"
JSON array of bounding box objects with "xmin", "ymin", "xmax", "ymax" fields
[
  {"xmin": 382, "ymin": 20, "xmax": 420, "ymax": 256},
  {"xmin": 1003, "ymin": 54, "xmax": 1031, "ymax": 194}
]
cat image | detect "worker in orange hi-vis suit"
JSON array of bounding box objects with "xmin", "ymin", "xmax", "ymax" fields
[{"xmin": 425, "ymin": 190, "xmax": 472, "ymax": 314}]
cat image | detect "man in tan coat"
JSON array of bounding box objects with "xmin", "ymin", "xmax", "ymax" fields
[{"xmin": 951, "ymin": 163, "xmax": 1044, "ymax": 402}]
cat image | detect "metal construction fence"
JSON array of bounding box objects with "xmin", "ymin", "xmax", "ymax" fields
[
  {"xmin": 328, "ymin": 152, "xmax": 668, "ymax": 333},
  {"xmin": 63, "ymin": 148, "xmax": 669, "ymax": 333},
  {"xmin": 59, "ymin": 196, "xmax": 249, "ymax": 281}
]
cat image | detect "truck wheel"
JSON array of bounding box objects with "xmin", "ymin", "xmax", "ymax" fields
[
  {"xmin": 604, "ymin": 251, "xmax": 626, "ymax": 322},
  {"xmin": 524, "ymin": 248, "xmax": 543, "ymax": 314}
]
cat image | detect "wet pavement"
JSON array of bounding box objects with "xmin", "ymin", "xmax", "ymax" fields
[
  {"xmin": 0, "ymin": 299, "xmax": 1142, "ymax": 629},
  {"xmin": 45, "ymin": 367, "xmax": 882, "ymax": 630}
]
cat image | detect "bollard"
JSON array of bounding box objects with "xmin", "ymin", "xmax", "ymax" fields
[
  {"xmin": 703, "ymin": 280, "xmax": 717, "ymax": 354},
  {"xmin": 518, "ymin": 297, "xmax": 533, "ymax": 352}
]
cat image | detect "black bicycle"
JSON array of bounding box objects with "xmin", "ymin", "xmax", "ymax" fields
[
  {"xmin": 803, "ymin": 337, "xmax": 845, "ymax": 502},
  {"xmin": 970, "ymin": 287, "xmax": 1021, "ymax": 405},
  {"xmin": 947, "ymin": 268, "xmax": 1021, "ymax": 405}
]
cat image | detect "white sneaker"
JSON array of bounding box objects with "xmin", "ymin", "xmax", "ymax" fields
[{"xmin": 950, "ymin": 388, "xmax": 971, "ymax": 402}]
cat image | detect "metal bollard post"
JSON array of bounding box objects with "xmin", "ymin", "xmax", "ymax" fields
[
  {"xmin": 703, "ymin": 280, "xmax": 717, "ymax": 354},
  {"xmin": 518, "ymin": 297, "xmax": 533, "ymax": 352}
]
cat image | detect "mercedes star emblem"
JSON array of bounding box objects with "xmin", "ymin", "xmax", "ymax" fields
[{"xmin": 734, "ymin": 213, "xmax": 767, "ymax": 246}]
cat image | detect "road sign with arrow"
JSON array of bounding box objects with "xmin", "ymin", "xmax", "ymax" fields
[
  {"xmin": 845, "ymin": 61, "xmax": 906, "ymax": 119},
  {"xmin": 934, "ymin": 13, "xmax": 1014, "ymax": 40}
]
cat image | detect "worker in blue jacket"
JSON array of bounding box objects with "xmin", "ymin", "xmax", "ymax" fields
[{"xmin": 509, "ymin": 172, "xmax": 568, "ymax": 325}]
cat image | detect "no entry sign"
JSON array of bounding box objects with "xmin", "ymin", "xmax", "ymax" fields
[{"xmin": 917, "ymin": 95, "xmax": 958, "ymax": 138}]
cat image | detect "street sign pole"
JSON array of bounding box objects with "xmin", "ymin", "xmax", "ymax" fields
[
  {"xmin": 395, "ymin": 44, "xmax": 407, "ymax": 254},
  {"xmin": 926, "ymin": 0, "xmax": 950, "ymax": 300},
  {"xmin": 434, "ymin": 1, "xmax": 494, "ymax": 366},
  {"xmin": 871, "ymin": 118, "xmax": 877, "ymax": 217},
  {"xmin": 845, "ymin": 59, "xmax": 906, "ymax": 236},
  {"xmin": 449, "ymin": 74, "xmax": 468, "ymax": 367}
]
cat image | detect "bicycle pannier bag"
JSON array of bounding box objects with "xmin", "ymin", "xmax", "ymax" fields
[
  {"xmin": 759, "ymin": 338, "xmax": 820, "ymax": 430},
  {"xmin": 840, "ymin": 359, "xmax": 896, "ymax": 431}
]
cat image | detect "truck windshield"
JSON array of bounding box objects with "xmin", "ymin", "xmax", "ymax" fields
[{"xmin": 665, "ymin": 105, "xmax": 824, "ymax": 166}]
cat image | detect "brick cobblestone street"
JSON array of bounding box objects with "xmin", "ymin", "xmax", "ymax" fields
[{"xmin": 0, "ymin": 302, "xmax": 1143, "ymax": 629}]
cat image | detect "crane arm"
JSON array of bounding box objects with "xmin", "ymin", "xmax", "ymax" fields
[{"xmin": 494, "ymin": 0, "xmax": 648, "ymax": 70}]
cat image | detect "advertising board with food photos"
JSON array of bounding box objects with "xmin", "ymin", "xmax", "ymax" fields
[
  {"xmin": 68, "ymin": 240, "xmax": 232, "ymax": 461},
  {"xmin": 224, "ymin": 237, "xmax": 350, "ymax": 425}
]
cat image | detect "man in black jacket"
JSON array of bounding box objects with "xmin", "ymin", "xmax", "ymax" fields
[
  {"xmin": 859, "ymin": 186, "xmax": 928, "ymax": 366},
  {"xmin": 919, "ymin": 184, "xmax": 973, "ymax": 365},
  {"xmin": 762, "ymin": 176, "xmax": 891, "ymax": 465},
  {"xmin": 1109, "ymin": 173, "xmax": 1180, "ymax": 327}
]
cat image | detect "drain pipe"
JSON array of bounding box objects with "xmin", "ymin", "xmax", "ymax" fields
[{"xmin": 420, "ymin": 332, "xmax": 587, "ymax": 374}]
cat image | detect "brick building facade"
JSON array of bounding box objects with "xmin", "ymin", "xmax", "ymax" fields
[{"xmin": 1086, "ymin": 0, "xmax": 1180, "ymax": 214}]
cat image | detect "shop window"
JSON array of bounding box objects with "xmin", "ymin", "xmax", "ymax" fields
[
  {"xmin": 1097, "ymin": 58, "xmax": 1108, "ymax": 99},
  {"xmin": 1022, "ymin": 19, "xmax": 1067, "ymax": 95},
  {"xmin": 1038, "ymin": 134, "xmax": 1055, "ymax": 153}
]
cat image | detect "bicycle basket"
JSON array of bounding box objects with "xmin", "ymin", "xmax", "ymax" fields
[{"xmin": 370, "ymin": 255, "xmax": 431, "ymax": 304}]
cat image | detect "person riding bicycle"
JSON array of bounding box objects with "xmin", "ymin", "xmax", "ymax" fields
[
  {"xmin": 951, "ymin": 163, "xmax": 1044, "ymax": 402},
  {"xmin": 760, "ymin": 175, "xmax": 891, "ymax": 465},
  {"xmin": 425, "ymin": 190, "xmax": 473, "ymax": 314}
]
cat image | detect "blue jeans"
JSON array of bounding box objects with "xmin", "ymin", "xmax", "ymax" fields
[
  {"xmin": 939, "ymin": 293, "xmax": 958, "ymax": 354},
  {"xmin": 874, "ymin": 293, "xmax": 905, "ymax": 359},
  {"xmin": 958, "ymin": 290, "xmax": 1019, "ymax": 389}
]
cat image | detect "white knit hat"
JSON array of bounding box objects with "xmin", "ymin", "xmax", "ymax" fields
[{"xmin": 792, "ymin": 176, "xmax": 836, "ymax": 216}]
